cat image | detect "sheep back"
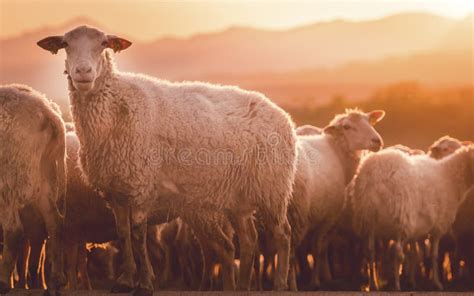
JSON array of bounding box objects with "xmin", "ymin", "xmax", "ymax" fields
[
  {"xmin": 352, "ymin": 149, "xmax": 467, "ymax": 240},
  {"xmin": 71, "ymin": 73, "xmax": 297, "ymax": 221}
]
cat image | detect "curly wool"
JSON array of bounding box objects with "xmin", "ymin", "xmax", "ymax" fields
[{"xmin": 69, "ymin": 51, "xmax": 297, "ymax": 223}]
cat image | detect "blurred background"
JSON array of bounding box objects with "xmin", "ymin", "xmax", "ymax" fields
[{"xmin": 0, "ymin": 0, "xmax": 472, "ymax": 149}]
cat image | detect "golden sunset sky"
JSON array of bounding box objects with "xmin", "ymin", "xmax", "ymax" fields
[{"xmin": 1, "ymin": 0, "xmax": 473, "ymax": 41}]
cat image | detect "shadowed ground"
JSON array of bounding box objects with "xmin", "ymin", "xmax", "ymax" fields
[{"xmin": 6, "ymin": 291, "xmax": 474, "ymax": 296}]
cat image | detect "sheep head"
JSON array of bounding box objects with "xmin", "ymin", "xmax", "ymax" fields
[
  {"xmin": 324, "ymin": 109, "xmax": 385, "ymax": 152},
  {"xmin": 428, "ymin": 135, "xmax": 463, "ymax": 160},
  {"xmin": 37, "ymin": 25, "xmax": 131, "ymax": 92}
]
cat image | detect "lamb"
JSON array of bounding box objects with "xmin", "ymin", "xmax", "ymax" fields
[
  {"xmin": 287, "ymin": 109, "xmax": 385, "ymax": 290},
  {"xmin": 0, "ymin": 84, "xmax": 67, "ymax": 295},
  {"xmin": 38, "ymin": 25, "xmax": 297, "ymax": 294},
  {"xmin": 351, "ymin": 145, "xmax": 474, "ymax": 291},
  {"xmin": 295, "ymin": 125, "xmax": 322, "ymax": 136}
]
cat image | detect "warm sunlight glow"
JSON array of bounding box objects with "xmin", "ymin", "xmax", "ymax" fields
[
  {"xmin": 307, "ymin": 254, "xmax": 315, "ymax": 269},
  {"xmin": 213, "ymin": 264, "xmax": 221, "ymax": 277},
  {"xmin": 443, "ymin": 253, "xmax": 453, "ymax": 282},
  {"xmin": 1, "ymin": 0, "xmax": 472, "ymax": 41},
  {"xmin": 0, "ymin": 1, "xmax": 472, "ymax": 293}
]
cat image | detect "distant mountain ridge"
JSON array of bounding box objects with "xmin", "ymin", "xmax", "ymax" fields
[
  {"xmin": 0, "ymin": 13, "xmax": 471, "ymax": 106},
  {"xmin": 126, "ymin": 12, "xmax": 458, "ymax": 76}
]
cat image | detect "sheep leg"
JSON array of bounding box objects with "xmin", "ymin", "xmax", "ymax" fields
[
  {"xmin": 176, "ymin": 245, "xmax": 189, "ymax": 288},
  {"xmin": 253, "ymin": 248, "xmax": 262, "ymax": 291},
  {"xmin": 0, "ymin": 225, "xmax": 25, "ymax": 294},
  {"xmin": 145, "ymin": 226, "xmax": 164, "ymax": 287},
  {"xmin": 231, "ymin": 216, "xmax": 257, "ymax": 290},
  {"xmin": 195, "ymin": 221, "xmax": 237, "ymax": 291},
  {"xmin": 108, "ymin": 197, "xmax": 136, "ymax": 293},
  {"xmin": 196, "ymin": 238, "xmax": 213, "ymax": 291},
  {"xmin": 37, "ymin": 197, "xmax": 66, "ymax": 295},
  {"xmin": 350, "ymin": 238, "xmax": 364, "ymax": 284},
  {"xmin": 211, "ymin": 229, "xmax": 236, "ymax": 291},
  {"xmin": 309, "ymin": 234, "xmax": 322, "ymax": 290},
  {"xmin": 288, "ymin": 248, "xmax": 298, "ymax": 291},
  {"xmin": 420, "ymin": 237, "xmax": 431, "ymax": 279},
  {"xmin": 175, "ymin": 226, "xmax": 197, "ymax": 289},
  {"xmin": 162, "ymin": 244, "xmax": 172, "ymax": 286},
  {"xmin": 430, "ymin": 234, "xmax": 443, "ymax": 290},
  {"xmin": 16, "ymin": 240, "xmax": 29, "ymax": 288},
  {"xmin": 262, "ymin": 248, "xmax": 273, "ymax": 290},
  {"xmin": 407, "ymin": 241, "xmax": 417, "ymax": 289},
  {"xmin": 391, "ymin": 239, "xmax": 404, "ymax": 291},
  {"xmin": 77, "ymin": 244, "xmax": 92, "ymax": 290},
  {"xmin": 131, "ymin": 210, "xmax": 154, "ymax": 296},
  {"xmin": 296, "ymin": 241, "xmax": 311, "ymax": 288},
  {"xmin": 450, "ymin": 240, "xmax": 459, "ymax": 282},
  {"xmin": 27, "ymin": 238, "xmax": 45, "ymax": 289},
  {"xmin": 64, "ymin": 241, "xmax": 79, "ymax": 289},
  {"xmin": 366, "ymin": 233, "xmax": 379, "ymax": 291},
  {"xmin": 269, "ymin": 217, "xmax": 291, "ymax": 291},
  {"xmin": 381, "ymin": 240, "xmax": 392, "ymax": 284},
  {"xmin": 310, "ymin": 227, "xmax": 333, "ymax": 290},
  {"xmin": 40, "ymin": 242, "xmax": 48, "ymax": 289},
  {"xmin": 319, "ymin": 241, "xmax": 333, "ymax": 282}
]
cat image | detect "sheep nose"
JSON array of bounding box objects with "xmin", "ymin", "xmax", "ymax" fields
[
  {"xmin": 75, "ymin": 65, "xmax": 92, "ymax": 74},
  {"xmin": 372, "ymin": 138, "xmax": 382, "ymax": 146}
]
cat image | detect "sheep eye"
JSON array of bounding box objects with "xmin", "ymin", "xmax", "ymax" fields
[
  {"xmin": 101, "ymin": 41, "xmax": 108, "ymax": 47},
  {"xmin": 343, "ymin": 124, "xmax": 351, "ymax": 130},
  {"xmin": 62, "ymin": 41, "xmax": 68, "ymax": 47}
]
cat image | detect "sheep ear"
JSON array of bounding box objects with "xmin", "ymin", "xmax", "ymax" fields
[
  {"xmin": 323, "ymin": 125, "xmax": 339, "ymax": 136},
  {"xmin": 462, "ymin": 141, "xmax": 472, "ymax": 146},
  {"xmin": 368, "ymin": 110, "xmax": 385, "ymax": 125},
  {"xmin": 37, "ymin": 36, "xmax": 65, "ymax": 54},
  {"xmin": 429, "ymin": 146, "xmax": 440, "ymax": 155},
  {"xmin": 106, "ymin": 35, "xmax": 132, "ymax": 53}
]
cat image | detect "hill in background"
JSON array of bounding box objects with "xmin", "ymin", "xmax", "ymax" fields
[{"xmin": 0, "ymin": 13, "xmax": 472, "ymax": 107}]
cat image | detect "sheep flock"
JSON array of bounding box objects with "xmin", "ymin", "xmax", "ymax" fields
[{"xmin": 0, "ymin": 25, "xmax": 472, "ymax": 295}]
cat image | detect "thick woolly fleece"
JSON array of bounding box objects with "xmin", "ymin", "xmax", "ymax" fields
[
  {"xmin": 352, "ymin": 146, "xmax": 474, "ymax": 240},
  {"xmin": 0, "ymin": 84, "xmax": 66, "ymax": 230},
  {"xmin": 65, "ymin": 131, "xmax": 116, "ymax": 242},
  {"xmin": 69, "ymin": 51, "xmax": 297, "ymax": 225}
]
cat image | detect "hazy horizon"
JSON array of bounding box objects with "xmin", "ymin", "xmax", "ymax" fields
[{"xmin": 1, "ymin": 0, "xmax": 473, "ymax": 41}]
